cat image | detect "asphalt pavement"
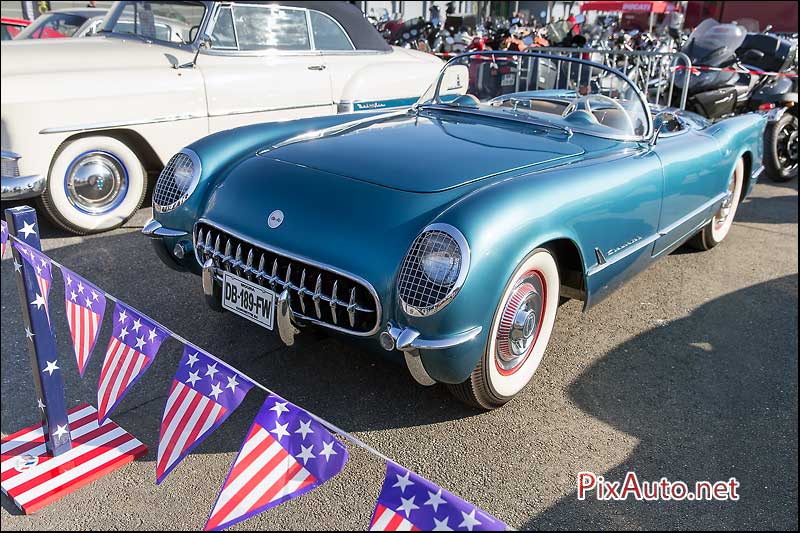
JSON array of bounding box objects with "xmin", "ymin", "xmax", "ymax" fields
[{"xmin": 1, "ymin": 178, "xmax": 797, "ymax": 531}]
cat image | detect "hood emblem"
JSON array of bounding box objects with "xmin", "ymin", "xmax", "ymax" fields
[{"xmin": 268, "ymin": 210, "xmax": 284, "ymax": 229}]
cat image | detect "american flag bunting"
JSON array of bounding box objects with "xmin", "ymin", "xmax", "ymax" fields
[
  {"xmin": 97, "ymin": 301, "xmax": 168, "ymax": 423},
  {"xmin": 156, "ymin": 346, "xmax": 254, "ymax": 484},
  {"xmin": 12, "ymin": 239, "xmax": 53, "ymax": 326},
  {"xmin": 1, "ymin": 220, "xmax": 7, "ymax": 256},
  {"xmin": 61, "ymin": 267, "xmax": 106, "ymax": 377},
  {"xmin": 204, "ymin": 394, "xmax": 348, "ymax": 531},
  {"xmin": 369, "ymin": 462, "xmax": 509, "ymax": 532}
]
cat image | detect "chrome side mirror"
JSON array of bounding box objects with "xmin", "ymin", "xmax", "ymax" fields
[
  {"xmin": 175, "ymin": 34, "xmax": 211, "ymax": 69},
  {"xmin": 649, "ymin": 111, "xmax": 682, "ymax": 146}
]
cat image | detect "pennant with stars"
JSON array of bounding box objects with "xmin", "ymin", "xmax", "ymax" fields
[
  {"xmin": 61, "ymin": 267, "xmax": 107, "ymax": 377},
  {"xmin": 204, "ymin": 394, "xmax": 349, "ymax": 531},
  {"xmin": 156, "ymin": 345, "xmax": 254, "ymax": 484},
  {"xmin": 12, "ymin": 239, "xmax": 53, "ymax": 326},
  {"xmin": 369, "ymin": 462, "xmax": 509, "ymax": 532},
  {"xmin": 97, "ymin": 301, "xmax": 168, "ymax": 423},
  {"xmin": 1, "ymin": 220, "xmax": 7, "ymax": 257}
]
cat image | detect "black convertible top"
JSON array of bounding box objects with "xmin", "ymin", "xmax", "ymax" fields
[{"xmin": 234, "ymin": 1, "xmax": 392, "ymax": 52}]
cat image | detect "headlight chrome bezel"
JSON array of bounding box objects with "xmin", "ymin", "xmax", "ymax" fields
[
  {"xmin": 153, "ymin": 148, "xmax": 202, "ymax": 214},
  {"xmin": 398, "ymin": 223, "xmax": 471, "ymax": 317}
]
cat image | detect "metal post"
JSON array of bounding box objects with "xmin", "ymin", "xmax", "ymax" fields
[{"xmin": 5, "ymin": 206, "xmax": 72, "ymax": 457}]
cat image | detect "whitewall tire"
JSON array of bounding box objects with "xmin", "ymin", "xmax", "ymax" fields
[
  {"xmin": 689, "ymin": 158, "xmax": 744, "ymax": 251},
  {"xmin": 40, "ymin": 136, "xmax": 147, "ymax": 234},
  {"xmin": 448, "ymin": 248, "xmax": 560, "ymax": 409}
]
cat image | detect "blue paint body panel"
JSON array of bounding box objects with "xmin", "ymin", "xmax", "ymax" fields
[{"xmin": 153, "ymin": 103, "xmax": 766, "ymax": 385}]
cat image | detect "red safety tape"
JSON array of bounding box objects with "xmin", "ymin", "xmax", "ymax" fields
[{"xmin": 674, "ymin": 64, "xmax": 797, "ymax": 78}]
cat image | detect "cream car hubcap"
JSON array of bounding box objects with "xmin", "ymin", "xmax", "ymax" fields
[{"xmin": 65, "ymin": 151, "xmax": 128, "ymax": 215}]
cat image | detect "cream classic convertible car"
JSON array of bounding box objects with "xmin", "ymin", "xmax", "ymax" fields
[{"xmin": 1, "ymin": 1, "xmax": 441, "ymax": 233}]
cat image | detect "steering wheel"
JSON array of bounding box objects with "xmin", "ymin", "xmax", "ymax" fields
[{"xmin": 563, "ymin": 94, "xmax": 635, "ymax": 134}]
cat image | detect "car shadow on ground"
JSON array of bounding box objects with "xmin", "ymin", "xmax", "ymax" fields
[{"xmin": 525, "ymin": 275, "xmax": 798, "ymax": 530}]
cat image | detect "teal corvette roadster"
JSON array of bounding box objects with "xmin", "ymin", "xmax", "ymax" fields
[{"xmin": 144, "ymin": 52, "xmax": 766, "ymax": 409}]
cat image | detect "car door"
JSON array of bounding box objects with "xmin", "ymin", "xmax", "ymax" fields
[
  {"xmin": 200, "ymin": 4, "xmax": 334, "ymax": 133},
  {"xmin": 651, "ymin": 115, "xmax": 727, "ymax": 256}
]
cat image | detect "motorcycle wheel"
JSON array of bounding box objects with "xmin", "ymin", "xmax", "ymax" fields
[{"xmin": 764, "ymin": 111, "xmax": 798, "ymax": 182}]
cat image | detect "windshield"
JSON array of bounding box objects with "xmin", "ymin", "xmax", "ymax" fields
[
  {"xmin": 417, "ymin": 52, "xmax": 651, "ymax": 140},
  {"xmin": 102, "ymin": 1, "xmax": 206, "ymax": 45},
  {"xmin": 684, "ymin": 19, "xmax": 747, "ymax": 65},
  {"xmin": 15, "ymin": 12, "xmax": 89, "ymax": 39}
]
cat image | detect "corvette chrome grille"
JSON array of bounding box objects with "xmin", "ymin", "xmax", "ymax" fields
[{"xmin": 194, "ymin": 222, "xmax": 380, "ymax": 335}]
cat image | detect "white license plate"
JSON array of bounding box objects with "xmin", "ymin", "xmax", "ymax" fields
[
  {"xmin": 501, "ymin": 73, "xmax": 516, "ymax": 86},
  {"xmin": 222, "ymin": 272, "xmax": 276, "ymax": 331}
]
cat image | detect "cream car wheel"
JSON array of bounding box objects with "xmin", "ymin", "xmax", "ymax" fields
[
  {"xmin": 448, "ymin": 248, "xmax": 560, "ymax": 409},
  {"xmin": 41, "ymin": 136, "xmax": 147, "ymax": 235}
]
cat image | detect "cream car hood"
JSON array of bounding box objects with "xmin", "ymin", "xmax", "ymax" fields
[{"xmin": 1, "ymin": 36, "xmax": 192, "ymax": 77}]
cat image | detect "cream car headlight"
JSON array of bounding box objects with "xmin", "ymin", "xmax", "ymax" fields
[
  {"xmin": 152, "ymin": 148, "xmax": 202, "ymax": 213},
  {"xmin": 397, "ymin": 223, "xmax": 470, "ymax": 317}
]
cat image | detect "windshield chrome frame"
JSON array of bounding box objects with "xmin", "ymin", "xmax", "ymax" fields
[
  {"xmin": 416, "ymin": 51, "xmax": 654, "ymax": 143},
  {"xmin": 100, "ymin": 0, "xmax": 214, "ymax": 51}
]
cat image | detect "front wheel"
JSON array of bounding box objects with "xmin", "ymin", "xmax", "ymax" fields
[
  {"xmin": 39, "ymin": 136, "xmax": 147, "ymax": 235},
  {"xmin": 447, "ymin": 248, "xmax": 560, "ymax": 409},
  {"xmin": 764, "ymin": 112, "xmax": 798, "ymax": 182}
]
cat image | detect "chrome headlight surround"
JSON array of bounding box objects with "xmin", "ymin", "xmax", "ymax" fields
[
  {"xmin": 152, "ymin": 148, "xmax": 202, "ymax": 213},
  {"xmin": 397, "ymin": 223, "xmax": 471, "ymax": 317}
]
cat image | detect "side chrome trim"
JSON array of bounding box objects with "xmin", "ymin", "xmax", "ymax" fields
[
  {"xmin": 657, "ymin": 192, "xmax": 727, "ymax": 237},
  {"xmin": 385, "ymin": 322, "xmax": 483, "ymax": 351},
  {"xmin": 194, "ymin": 218, "xmax": 383, "ymax": 337},
  {"xmin": 141, "ymin": 219, "xmax": 189, "ymax": 239},
  {"xmin": 1, "ymin": 174, "xmax": 46, "ymax": 201},
  {"xmin": 586, "ymin": 192, "xmax": 727, "ymax": 277},
  {"xmin": 39, "ymin": 114, "xmax": 205, "ymax": 135}
]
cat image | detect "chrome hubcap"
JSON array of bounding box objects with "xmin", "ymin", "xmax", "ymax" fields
[
  {"xmin": 715, "ymin": 172, "xmax": 736, "ymax": 228},
  {"xmin": 496, "ymin": 273, "xmax": 545, "ymax": 372},
  {"xmin": 777, "ymin": 119, "xmax": 798, "ymax": 172},
  {"xmin": 66, "ymin": 152, "xmax": 127, "ymax": 215}
]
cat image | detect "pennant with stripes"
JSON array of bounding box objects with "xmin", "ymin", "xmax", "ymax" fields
[
  {"xmin": 97, "ymin": 301, "xmax": 168, "ymax": 423},
  {"xmin": 61, "ymin": 267, "xmax": 106, "ymax": 377},
  {"xmin": 1, "ymin": 220, "xmax": 7, "ymax": 257},
  {"xmin": 157, "ymin": 346, "xmax": 254, "ymax": 484},
  {"xmin": 12, "ymin": 239, "xmax": 53, "ymax": 326},
  {"xmin": 369, "ymin": 462, "xmax": 509, "ymax": 532},
  {"xmin": 204, "ymin": 394, "xmax": 348, "ymax": 531}
]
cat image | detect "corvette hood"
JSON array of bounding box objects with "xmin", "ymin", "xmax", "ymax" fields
[{"xmin": 262, "ymin": 110, "xmax": 585, "ymax": 193}]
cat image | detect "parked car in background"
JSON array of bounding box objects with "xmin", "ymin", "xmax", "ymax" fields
[
  {"xmin": 1, "ymin": 17, "xmax": 29, "ymax": 40},
  {"xmin": 1, "ymin": 0, "xmax": 441, "ymax": 234},
  {"xmin": 13, "ymin": 8, "xmax": 107, "ymax": 39},
  {"xmin": 145, "ymin": 52, "xmax": 765, "ymax": 409}
]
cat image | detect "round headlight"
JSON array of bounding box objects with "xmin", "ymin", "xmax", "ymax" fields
[
  {"xmin": 420, "ymin": 241, "xmax": 461, "ymax": 286},
  {"xmin": 153, "ymin": 149, "xmax": 202, "ymax": 213},
  {"xmin": 397, "ymin": 223, "xmax": 470, "ymax": 317}
]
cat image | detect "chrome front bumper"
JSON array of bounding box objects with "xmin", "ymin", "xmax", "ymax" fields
[{"xmin": 1, "ymin": 150, "xmax": 46, "ymax": 201}]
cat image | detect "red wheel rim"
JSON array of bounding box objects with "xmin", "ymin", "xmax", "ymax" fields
[{"xmin": 495, "ymin": 269, "xmax": 547, "ymax": 376}]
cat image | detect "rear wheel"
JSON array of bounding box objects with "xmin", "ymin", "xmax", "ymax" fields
[
  {"xmin": 688, "ymin": 158, "xmax": 744, "ymax": 251},
  {"xmin": 764, "ymin": 112, "xmax": 798, "ymax": 182},
  {"xmin": 447, "ymin": 248, "xmax": 560, "ymax": 409},
  {"xmin": 39, "ymin": 136, "xmax": 147, "ymax": 235}
]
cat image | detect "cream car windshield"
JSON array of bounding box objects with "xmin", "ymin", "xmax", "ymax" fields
[
  {"xmin": 418, "ymin": 53, "xmax": 651, "ymax": 140},
  {"xmin": 102, "ymin": 1, "xmax": 206, "ymax": 45}
]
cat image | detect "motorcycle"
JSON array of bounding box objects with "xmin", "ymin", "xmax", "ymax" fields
[{"xmin": 675, "ymin": 20, "xmax": 798, "ymax": 181}]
